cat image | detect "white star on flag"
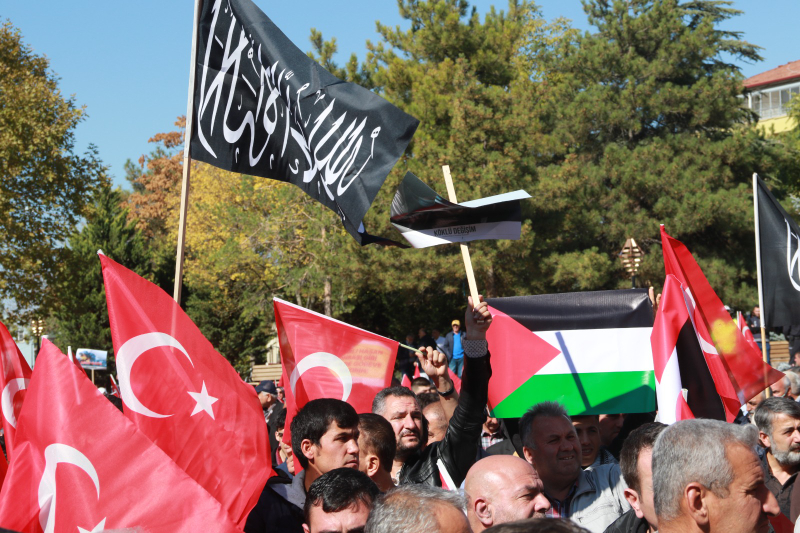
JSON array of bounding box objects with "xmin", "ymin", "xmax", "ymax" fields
[
  {"xmin": 188, "ymin": 382, "xmax": 218, "ymax": 420},
  {"xmin": 78, "ymin": 518, "xmax": 106, "ymax": 533}
]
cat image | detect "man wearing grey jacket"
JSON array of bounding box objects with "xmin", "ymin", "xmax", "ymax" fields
[{"xmin": 521, "ymin": 401, "xmax": 630, "ymax": 533}]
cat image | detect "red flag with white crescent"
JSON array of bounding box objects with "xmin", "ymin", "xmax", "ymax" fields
[
  {"xmin": 273, "ymin": 298, "xmax": 398, "ymax": 444},
  {"xmin": 100, "ymin": 254, "xmax": 269, "ymax": 529},
  {"xmin": 661, "ymin": 226, "xmax": 783, "ymax": 420},
  {"xmin": 0, "ymin": 320, "xmax": 32, "ymax": 461},
  {"xmin": 737, "ymin": 312, "xmax": 761, "ymax": 355},
  {"xmin": 109, "ymin": 375, "xmax": 121, "ymax": 398},
  {"xmin": 0, "ymin": 339, "xmax": 243, "ymax": 533}
]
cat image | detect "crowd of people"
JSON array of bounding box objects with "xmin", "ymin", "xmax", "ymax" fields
[{"xmin": 246, "ymin": 296, "xmax": 795, "ymax": 533}]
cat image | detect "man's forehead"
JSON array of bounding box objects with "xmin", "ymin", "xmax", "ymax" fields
[
  {"xmin": 533, "ymin": 415, "xmax": 575, "ymax": 434},
  {"xmin": 386, "ymin": 395, "xmax": 420, "ymax": 412},
  {"xmin": 323, "ymin": 421, "xmax": 359, "ymax": 437},
  {"xmin": 772, "ymin": 412, "xmax": 800, "ymax": 429}
]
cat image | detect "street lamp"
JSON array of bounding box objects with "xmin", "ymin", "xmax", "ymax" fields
[
  {"xmin": 619, "ymin": 238, "xmax": 644, "ymax": 288},
  {"xmin": 30, "ymin": 318, "xmax": 44, "ymax": 361}
]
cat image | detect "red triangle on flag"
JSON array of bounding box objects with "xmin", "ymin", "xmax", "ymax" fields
[{"xmin": 485, "ymin": 306, "xmax": 561, "ymax": 408}]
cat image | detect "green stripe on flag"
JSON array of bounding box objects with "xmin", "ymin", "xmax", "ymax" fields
[{"xmin": 491, "ymin": 371, "xmax": 655, "ymax": 418}]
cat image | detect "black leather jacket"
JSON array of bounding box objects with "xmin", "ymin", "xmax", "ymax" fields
[{"xmin": 397, "ymin": 351, "xmax": 491, "ymax": 487}]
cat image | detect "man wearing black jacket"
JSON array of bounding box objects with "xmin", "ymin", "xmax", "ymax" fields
[{"xmin": 372, "ymin": 295, "xmax": 492, "ymax": 488}]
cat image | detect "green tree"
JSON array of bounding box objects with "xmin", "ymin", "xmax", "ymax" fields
[
  {"xmin": 527, "ymin": 0, "xmax": 800, "ymax": 309},
  {"xmin": 49, "ymin": 183, "xmax": 150, "ymax": 367},
  {"xmin": 0, "ymin": 21, "xmax": 106, "ymax": 320}
]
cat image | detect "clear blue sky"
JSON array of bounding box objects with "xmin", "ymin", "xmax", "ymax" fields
[{"xmin": 3, "ymin": 1, "xmax": 799, "ymax": 190}]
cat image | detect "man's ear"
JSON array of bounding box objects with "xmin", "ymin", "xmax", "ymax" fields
[
  {"xmin": 624, "ymin": 488, "xmax": 644, "ymax": 519},
  {"xmin": 301, "ymin": 438, "xmax": 316, "ymax": 464},
  {"xmin": 366, "ymin": 453, "xmax": 380, "ymax": 478},
  {"xmin": 522, "ymin": 446, "xmax": 535, "ymax": 466},
  {"xmin": 685, "ymin": 482, "xmax": 710, "ymax": 527},
  {"xmin": 474, "ymin": 499, "xmax": 493, "ymax": 527},
  {"xmin": 760, "ymin": 431, "xmax": 771, "ymax": 450},
  {"xmin": 302, "ymin": 524, "xmax": 310, "ymax": 533}
]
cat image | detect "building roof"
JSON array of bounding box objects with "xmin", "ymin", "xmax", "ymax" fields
[{"xmin": 744, "ymin": 59, "xmax": 800, "ymax": 90}]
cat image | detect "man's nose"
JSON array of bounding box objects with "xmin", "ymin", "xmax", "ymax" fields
[
  {"xmin": 762, "ymin": 488, "xmax": 780, "ymax": 517},
  {"xmin": 347, "ymin": 438, "xmax": 359, "ymax": 456},
  {"xmin": 534, "ymin": 494, "xmax": 551, "ymax": 514},
  {"xmin": 403, "ymin": 414, "xmax": 416, "ymax": 429}
]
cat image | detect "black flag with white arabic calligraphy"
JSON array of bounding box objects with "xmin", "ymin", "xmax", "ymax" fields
[
  {"xmin": 190, "ymin": 0, "xmax": 419, "ymax": 244},
  {"xmin": 755, "ymin": 174, "xmax": 800, "ymax": 328}
]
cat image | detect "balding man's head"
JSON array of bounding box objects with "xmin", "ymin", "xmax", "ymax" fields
[{"xmin": 464, "ymin": 455, "xmax": 550, "ymax": 532}]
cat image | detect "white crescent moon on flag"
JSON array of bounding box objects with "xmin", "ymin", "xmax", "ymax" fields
[
  {"xmin": 1, "ymin": 377, "xmax": 29, "ymax": 428},
  {"xmin": 38, "ymin": 443, "xmax": 102, "ymax": 533},
  {"xmin": 116, "ymin": 332, "xmax": 194, "ymax": 418},
  {"xmin": 290, "ymin": 352, "xmax": 353, "ymax": 401}
]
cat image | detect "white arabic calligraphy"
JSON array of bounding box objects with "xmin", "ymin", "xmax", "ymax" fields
[{"xmin": 787, "ymin": 220, "xmax": 800, "ymax": 292}]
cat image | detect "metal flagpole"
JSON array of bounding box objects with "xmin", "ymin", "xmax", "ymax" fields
[
  {"xmin": 173, "ymin": 0, "xmax": 203, "ymax": 304},
  {"xmin": 753, "ymin": 173, "xmax": 771, "ymax": 397}
]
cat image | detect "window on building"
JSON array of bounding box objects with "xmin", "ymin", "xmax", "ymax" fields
[{"xmin": 748, "ymin": 84, "xmax": 800, "ymax": 120}]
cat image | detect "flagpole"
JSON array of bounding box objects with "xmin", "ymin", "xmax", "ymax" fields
[
  {"xmin": 441, "ymin": 165, "xmax": 481, "ymax": 307},
  {"xmin": 753, "ymin": 173, "xmax": 771, "ymax": 397},
  {"xmin": 173, "ymin": 0, "xmax": 203, "ymax": 304}
]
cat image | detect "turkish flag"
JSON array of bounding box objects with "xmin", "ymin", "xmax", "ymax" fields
[
  {"xmin": 99, "ymin": 254, "xmax": 269, "ymax": 529},
  {"xmin": 0, "ymin": 339, "xmax": 243, "ymax": 533},
  {"xmin": 0, "ymin": 320, "xmax": 32, "ymax": 461},
  {"xmin": 401, "ymin": 374, "xmax": 411, "ymax": 388},
  {"xmin": 273, "ymin": 298, "xmax": 397, "ymax": 443},
  {"xmin": 661, "ymin": 226, "xmax": 783, "ymax": 420},
  {"xmin": 737, "ymin": 311, "xmax": 761, "ymax": 356}
]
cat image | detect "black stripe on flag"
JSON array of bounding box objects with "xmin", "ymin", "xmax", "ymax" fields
[
  {"xmin": 756, "ymin": 175, "xmax": 800, "ymax": 327},
  {"xmin": 487, "ymin": 289, "xmax": 653, "ymax": 331},
  {"xmin": 674, "ymin": 318, "xmax": 727, "ymax": 420}
]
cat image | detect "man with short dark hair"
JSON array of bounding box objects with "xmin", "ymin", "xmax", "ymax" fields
[
  {"xmin": 302, "ymin": 468, "xmax": 379, "ymax": 533},
  {"xmin": 754, "ymin": 397, "xmax": 800, "ymax": 521},
  {"xmin": 597, "ymin": 414, "xmax": 624, "ymax": 450},
  {"xmin": 572, "ymin": 415, "xmax": 615, "ymax": 469},
  {"xmin": 357, "ymin": 413, "xmax": 395, "ymax": 493},
  {"xmin": 411, "ymin": 377, "xmax": 434, "ymax": 395},
  {"xmin": 245, "ymin": 399, "xmax": 360, "ymax": 533},
  {"xmin": 604, "ymin": 422, "xmax": 666, "ymax": 533},
  {"xmin": 652, "ymin": 419, "xmax": 779, "ymax": 533},
  {"xmin": 372, "ymin": 296, "xmax": 492, "ymax": 487},
  {"xmin": 445, "ymin": 319, "xmax": 466, "ymax": 377},
  {"xmin": 520, "ymin": 402, "xmax": 629, "ymax": 533}
]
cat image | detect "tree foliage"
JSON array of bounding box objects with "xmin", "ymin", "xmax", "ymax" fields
[{"xmin": 0, "ymin": 21, "xmax": 106, "ymax": 319}]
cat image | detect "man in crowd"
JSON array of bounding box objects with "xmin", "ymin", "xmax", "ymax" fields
[
  {"xmin": 481, "ymin": 411, "xmax": 505, "ymax": 451},
  {"xmin": 420, "ymin": 393, "xmax": 449, "ymax": 446},
  {"xmin": 365, "ymin": 485, "xmax": 471, "ymax": 533},
  {"xmin": 445, "ymin": 319, "xmax": 466, "ymax": 377},
  {"xmin": 418, "ymin": 328, "xmax": 436, "ymax": 350},
  {"xmin": 357, "ymin": 413, "xmax": 396, "ymax": 493},
  {"xmin": 274, "ymin": 409, "xmax": 295, "ymax": 479},
  {"xmin": 372, "ymin": 296, "xmax": 492, "ymax": 487},
  {"xmin": 245, "ymin": 399, "xmax": 360, "ymax": 533},
  {"xmin": 520, "ymin": 402, "xmax": 629, "ymax": 532},
  {"xmin": 433, "ymin": 328, "xmax": 451, "ymax": 360},
  {"xmin": 736, "ymin": 391, "xmax": 767, "ymax": 425},
  {"xmin": 652, "ymin": 419, "xmax": 779, "ymax": 533},
  {"xmin": 256, "ymin": 380, "xmax": 284, "ymax": 456},
  {"xmin": 598, "ymin": 414, "xmax": 625, "ymax": 452},
  {"xmin": 464, "ymin": 455, "xmax": 551, "ymax": 531},
  {"xmin": 572, "ymin": 415, "xmax": 616, "ymax": 469},
  {"xmin": 411, "ymin": 377, "xmax": 435, "ymax": 395},
  {"xmin": 754, "ymin": 397, "xmax": 800, "ymax": 521},
  {"xmin": 396, "ymin": 334, "xmax": 417, "ymax": 381},
  {"xmin": 604, "ymin": 422, "xmax": 666, "ymax": 533},
  {"xmin": 302, "ymin": 468, "xmax": 379, "ymax": 533}
]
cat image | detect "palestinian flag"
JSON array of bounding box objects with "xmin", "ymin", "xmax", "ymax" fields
[{"xmin": 486, "ymin": 290, "xmax": 655, "ymax": 417}]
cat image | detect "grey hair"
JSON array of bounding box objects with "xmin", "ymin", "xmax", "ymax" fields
[
  {"xmin": 652, "ymin": 419, "xmax": 758, "ymax": 522},
  {"xmin": 754, "ymin": 396, "xmax": 800, "ymax": 437},
  {"xmin": 786, "ymin": 371, "xmax": 800, "ymax": 396},
  {"xmin": 519, "ymin": 401, "xmax": 571, "ymax": 451},
  {"xmin": 372, "ymin": 386, "xmax": 419, "ymax": 416},
  {"xmin": 364, "ymin": 484, "xmax": 467, "ymax": 533}
]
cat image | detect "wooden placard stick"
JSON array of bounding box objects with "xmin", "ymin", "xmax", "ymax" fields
[{"xmin": 442, "ymin": 165, "xmax": 481, "ymax": 308}]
